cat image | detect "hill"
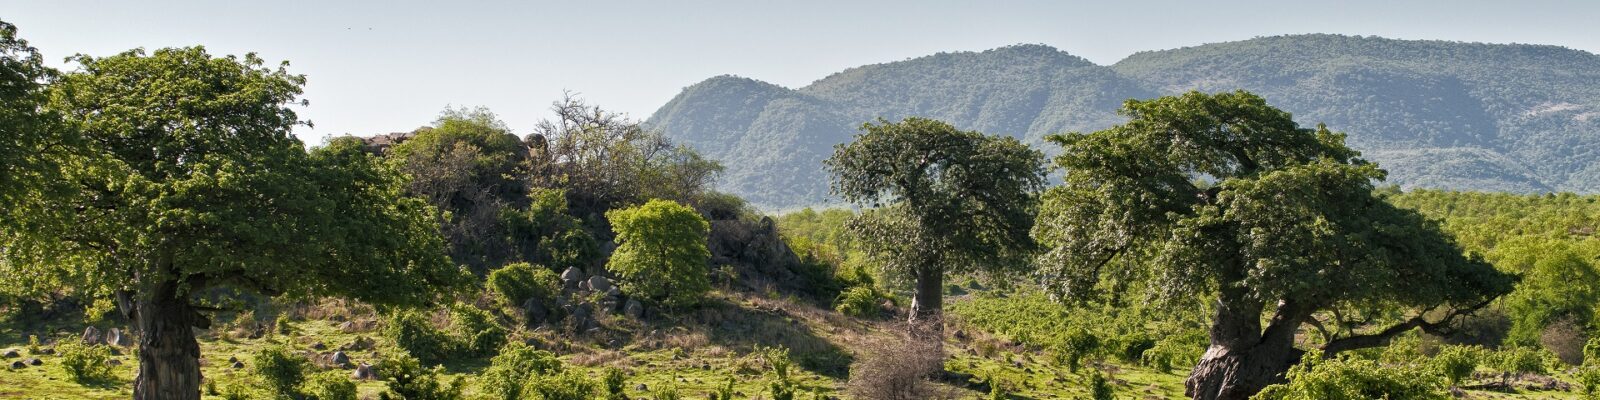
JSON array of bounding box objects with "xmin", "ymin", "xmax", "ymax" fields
[{"xmin": 648, "ymin": 36, "xmax": 1600, "ymax": 209}]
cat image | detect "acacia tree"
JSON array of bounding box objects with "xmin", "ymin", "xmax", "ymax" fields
[
  {"xmin": 825, "ymin": 117, "xmax": 1046, "ymax": 322},
  {"xmin": 0, "ymin": 47, "xmax": 463, "ymax": 400},
  {"xmin": 1033, "ymin": 91, "xmax": 1514, "ymax": 400}
]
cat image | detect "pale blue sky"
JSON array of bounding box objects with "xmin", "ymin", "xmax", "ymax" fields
[{"xmin": 5, "ymin": 0, "xmax": 1597, "ymax": 144}]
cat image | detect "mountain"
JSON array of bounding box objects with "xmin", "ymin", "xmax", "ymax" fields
[{"xmin": 648, "ymin": 36, "xmax": 1600, "ymax": 209}]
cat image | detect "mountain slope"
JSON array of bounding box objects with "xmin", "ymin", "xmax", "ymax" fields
[{"xmin": 649, "ymin": 36, "xmax": 1600, "ymax": 209}]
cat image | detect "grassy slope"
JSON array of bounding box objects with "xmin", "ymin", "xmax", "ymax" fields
[{"xmin": 0, "ymin": 291, "xmax": 1583, "ymax": 399}]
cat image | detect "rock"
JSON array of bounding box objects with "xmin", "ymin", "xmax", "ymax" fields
[
  {"xmin": 25, "ymin": 358, "xmax": 42, "ymax": 366},
  {"xmin": 231, "ymin": 361, "xmax": 245, "ymax": 369},
  {"xmin": 338, "ymin": 320, "xmax": 376, "ymax": 333},
  {"xmin": 83, "ymin": 326, "xmax": 103, "ymax": 345},
  {"xmin": 1, "ymin": 349, "xmax": 17, "ymax": 358},
  {"xmin": 107, "ymin": 359, "xmax": 121, "ymax": 366},
  {"xmin": 106, "ymin": 328, "xmax": 131, "ymax": 347},
  {"xmin": 570, "ymin": 303, "xmax": 595, "ymax": 331},
  {"xmin": 634, "ymin": 383, "xmax": 648, "ymax": 391},
  {"xmin": 332, "ymin": 351, "xmax": 350, "ymax": 366},
  {"xmin": 9, "ymin": 360, "xmax": 23, "ymax": 369},
  {"xmin": 310, "ymin": 342, "xmax": 327, "ymax": 350},
  {"xmin": 561, "ymin": 266, "xmax": 584, "ymax": 291},
  {"xmin": 340, "ymin": 336, "xmax": 375, "ymax": 352},
  {"xmin": 228, "ymin": 356, "xmax": 239, "ymax": 364},
  {"xmin": 623, "ymin": 298, "xmax": 644, "ymax": 319},
  {"xmin": 587, "ymin": 276, "xmax": 614, "ymax": 293},
  {"xmin": 352, "ymin": 363, "xmax": 376, "ymax": 380},
  {"xmin": 522, "ymin": 298, "xmax": 550, "ymax": 324},
  {"xmin": 578, "ymin": 280, "xmax": 592, "ymax": 292}
]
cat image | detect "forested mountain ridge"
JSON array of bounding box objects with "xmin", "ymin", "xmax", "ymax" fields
[{"xmin": 649, "ymin": 35, "xmax": 1600, "ymax": 209}]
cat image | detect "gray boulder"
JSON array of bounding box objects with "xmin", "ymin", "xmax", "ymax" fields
[
  {"xmin": 106, "ymin": 328, "xmax": 131, "ymax": 347},
  {"xmin": 25, "ymin": 358, "xmax": 41, "ymax": 366},
  {"xmin": 624, "ymin": 298, "xmax": 644, "ymax": 319},
  {"xmin": 561, "ymin": 267, "xmax": 584, "ymax": 290},
  {"xmin": 231, "ymin": 361, "xmax": 245, "ymax": 369},
  {"xmin": 352, "ymin": 363, "xmax": 377, "ymax": 380},
  {"xmin": 588, "ymin": 276, "xmax": 614, "ymax": 294},
  {"xmin": 83, "ymin": 326, "xmax": 103, "ymax": 345},
  {"xmin": 9, "ymin": 360, "xmax": 23, "ymax": 369},
  {"xmin": 1, "ymin": 349, "xmax": 17, "ymax": 358},
  {"xmin": 331, "ymin": 351, "xmax": 350, "ymax": 367}
]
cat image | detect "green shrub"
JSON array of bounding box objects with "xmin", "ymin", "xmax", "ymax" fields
[
  {"xmin": 710, "ymin": 375, "xmax": 736, "ymax": 400},
  {"xmin": 834, "ymin": 285, "xmax": 880, "ymax": 318},
  {"xmin": 1578, "ymin": 366, "xmax": 1600, "ymax": 399},
  {"xmin": 602, "ymin": 367, "xmax": 629, "ymax": 400},
  {"xmin": 303, "ymin": 370, "xmax": 358, "ymax": 400},
  {"xmin": 650, "ymin": 382, "xmax": 683, "ymax": 400},
  {"xmin": 253, "ymin": 345, "xmax": 310, "ymax": 397},
  {"xmin": 1491, "ymin": 346, "xmax": 1548, "ymax": 377},
  {"xmin": 1253, "ymin": 350, "xmax": 1449, "ymax": 400},
  {"xmin": 524, "ymin": 370, "xmax": 596, "ymax": 400},
  {"xmin": 1054, "ymin": 327, "xmax": 1099, "ymax": 372},
  {"xmin": 376, "ymin": 353, "xmax": 462, "ymax": 400},
  {"xmin": 1087, "ymin": 369, "xmax": 1114, "ymax": 400},
  {"xmin": 605, "ymin": 199, "xmax": 712, "ymax": 309},
  {"xmin": 763, "ymin": 346, "xmax": 798, "ymax": 400},
  {"xmin": 449, "ymin": 304, "xmax": 507, "ymax": 357},
  {"xmin": 385, "ymin": 309, "xmax": 456, "ymax": 364},
  {"xmin": 487, "ymin": 262, "xmax": 560, "ymax": 308},
  {"xmin": 1431, "ymin": 345, "xmax": 1479, "ymax": 386},
  {"xmin": 275, "ymin": 314, "xmax": 296, "ymax": 336},
  {"xmin": 479, "ymin": 342, "xmax": 562, "ymax": 400},
  {"xmin": 58, "ymin": 337, "xmax": 114, "ymax": 384},
  {"xmin": 26, "ymin": 335, "xmax": 42, "ymax": 355},
  {"xmin": 1108, "ymin": 331, "xmax": 1156, "ymax": 363}
]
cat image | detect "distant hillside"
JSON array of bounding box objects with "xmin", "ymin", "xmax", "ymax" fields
[{"xmin": 648, "ymin": 36, "xmax": 1600, "ymax": 209}]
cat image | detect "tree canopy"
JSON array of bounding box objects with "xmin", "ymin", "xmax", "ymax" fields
[
  {"xmin": 604, "ymin": 199, "xmax": 712, "ymax": 309},
  {"xmin": 1033, "ymin": 90, "xmax": 1515, "ymax": 399}
]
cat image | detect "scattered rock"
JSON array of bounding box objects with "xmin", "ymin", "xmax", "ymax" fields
[
  {"xmin": 107, "ymin": 359, "xmax": 121, "ymax": 366},
  {"xmin": 587, "ymin": 276, "xmax": 614, "ymax": 293},
  {"xmin": 351, "ymin": 363, "xmax": 377, "ymax": 380},
  {"xmin": 339, "ymin": 336, "xmax": 376, "ymax": 352},
  {"xmin": 9, "ymin": 360, "xmax": 24, "ymax": 369},
  {"xmin": 231, "ymin": 361, "xmax": 245, "ymax": 369},
  {"xmin": 1, "ymin": 349, "xmax": 18, "ymax": 358},
  {"xmin": 634, "ymin": 383, "xmax": 648, "ymax": 391},
  {"xmin": 332, "ymin": 351, "xmax": 350, "ymax": 367},
  {"xmin": 522, "ymin": 298, "xmax": 549, "ymax": 324},
  {"xmin": 83, "ymin": 326, "xmax": 103, "ymax": 345},
  {"xmin": 310, "ymin": 342, "xmax": 327, "ymax": 350},
  {"xmin": 25, "ymin": 358, "xmax": 41, "ymax": 366},
  {"xmin": 623, "ymin": 298, "xmax": 644, "ymax": 319},
  {"xmin": 106, "ymin": 328, "xmax": 131, "ymax": 347},
  {"xmin": 561, "ymin": 267, "xmax": 584, "ymax": 291},
  {"xmin": 228, "ymin": 356, "xmax": 239, "ymax": 364}
]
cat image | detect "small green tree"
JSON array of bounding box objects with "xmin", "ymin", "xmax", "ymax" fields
[
  {"xmin": 376, "ymin": 353, "xmax": 463, "ymax": 400},
  {"xmin": 487, "ymin": 262, "xmax": 561, "ymax": 308},
  {"xmin": 605, "ymin": 199, "xmax": 711, "ymax": 309},
  {"xmin": 478, "ymin": 342, "xmax": 562, "ymax": 400},
  {"xmin": 1431, "ymin": 345, "xmax": 1479, "ymax": 387},
  {"xmin": 253, "ymin": 345, "xmax": 310, "ymax": 398},
  {"xmin": 824, "ymin": 117, "xmax": 1046, "ymax": 321}
]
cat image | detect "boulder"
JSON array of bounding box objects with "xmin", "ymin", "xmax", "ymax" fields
[
  {"xmin": 634, "ymin": 383, "xmax": 648, "ymax": 391},
  {"xmin": 231, "ymin": 361, "xmax": 245, "ymax": 369},
  {"xmin": 522, "ymin": 298, "xmax": 550, "ymax": 324},
  {"xmin": 339, "ymin": 336, "xmax": 375, "ymax": 352},
  {"xmin": 82, "ymin": 326, "xmax": 103, "ymax": 345},
  {"xmin": 1, "ymin": 349, "xmax": 17, "ymax": 358},
  {"xmin": 25, "ymin": 358, "xmax": 41, "ymax": 366},
  {"xmin": 332, "ymin": 351, "xmax": 350, "ymax": 367},
  {"xmin": 228, "ymin": 356, "xmax": 239, "ymax": 364},
  {"xmin": 624, "ymin": 299, "xmax": 644, "ymax": 319},
  {"xmin": 561, "ymin": 266, "xmax": 584, "ymax": 290},
  {"xmin": 310, "ymin": 342, "xmax": 327, "ymax": 350},
  {"xmin": 587, "ymin": 276, "xmax": 614, "ymax": 293},
  {"xmin": 9, "ymin": 360, "xmax": 23, "ymax": 369},
  {"xmin": 106, "ymin": 328, "xmax": 131, "ymax": 347},
  {"xmin": 352, "ymin": 363, "xmax": 377, "ymax": 380}
]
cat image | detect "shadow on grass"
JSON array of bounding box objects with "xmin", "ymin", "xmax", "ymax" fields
[{"xmin": 693, "ymin": 298, "xmax": 853, "ymax": 379}]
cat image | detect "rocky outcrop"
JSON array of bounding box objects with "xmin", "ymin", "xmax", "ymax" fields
[{"xmin": 707, "ymin": 216, "xmax": 809, "ymax": 293}]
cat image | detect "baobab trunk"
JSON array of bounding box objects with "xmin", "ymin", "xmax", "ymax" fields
[
  {"xmin": 1184, "ymin": 290, "xmax": 1306, "ymax": 400},
  {"xmin": 908, "ymin": 267, "xmax": 943, "ymax": 323},
  {"xmin": 133, "ymin": 281, "xmax": 205, "ymax": 400}
]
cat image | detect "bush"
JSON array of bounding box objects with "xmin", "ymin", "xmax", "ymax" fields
[
  {"xmin": 524, "ymin": 370, "xmax": 596, "ymax": 400},
  {"xmin": 1086, "ymin": 369, "xmax": 1114, "ymax": 400},
  {"xmin": 303, "ymin": 370, "xmax": 358, "ymax": 400},
  {"xmin": 834, "ymin": 285, "xmax": 881, "ymax": 318},
  {"xmin": 602, "ymin": 367, "xmax": 629, "ymax": 400},
  {"xmin": 449, "ymin": 304, "xmax": 507, "ymax": 357},
  {"xmin": 845, "ymin": 333, "xmax": 945, "ymax": 400},
  {"xmin": 1054, "ymin": 327, "xmax": 1100, "ymax": 372},
  {"xmin": 385, "ymin": 309, "xmax": 457, "ymax": 364},
  {"xmin": 376, "ymin": 353, "xmax": 463, "ymax": 400},
  {"xmin": 605, "ymin": 199, "xmax": 712, "ymax": 309},
  {"xmin": 1541, "ymin": 318, "xmax": 1588, "ymax": 365},
  {"xmin": 479, "ymin": 342, "xmax": 563, "ymax": 400},
  {"xmin": 1578, "ymin": 366, "xmax": 1600, "ymax": 399},
  {"xmin": 254, "ymin": 345, "xmax": 311, "ymax": 397},
  {"xmin": 1490, "ymin": 346, "xmax": 1548, "ymax": 378},
  {"xmin": 275, "ymin": 314, "xmax": 297, "ymax": 336},
  {"xmin": 1254, "ymin": 350, "xmax": 1449, "ymax": 400},
  {"xmin": 764, "ymin": 346, "xmax": 798, "ymax": 400},
  {"xmin": 1431, "ymin": 345, "xmax": 1480, "ymax": 386},
  {"xmin": 487, "ymin": 262, "xmax": 560, "ymax": 309},
  {"xmin": 710, "ymin": 375, "xmax": 737, "ymax": 400},
  {"xmin": 58, "ymin": 337, "xmax": 114, "ymax": 384}
]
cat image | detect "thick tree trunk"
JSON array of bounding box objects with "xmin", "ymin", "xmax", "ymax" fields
[
  {"xmin": 133, "ymin": 281, "xmax": 205, "ymax": 400},
  {"xmin": 908, "ymin": 267, "xmax": 943, "ymax": 323},
  {"xmin": 1184, "ymin": 291, "xmax": 1307, "ymax": 400}
]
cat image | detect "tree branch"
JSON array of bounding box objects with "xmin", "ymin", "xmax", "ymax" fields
[{"xmin": 1319, "ymin": 297, "xmax": 1496, "ymax": 356}]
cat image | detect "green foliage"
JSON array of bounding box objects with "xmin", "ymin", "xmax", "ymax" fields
[
  {"xmin": 448, "ymin": 304, "xmax": 507, "ymax": 357},
  {"xmin": 601, "ymin": 367, "xmax": 629, "ymax": 400},
  {"xmin": 385, "ymin": 310, "xmax": 457, "ymax": 365},
  {"xmin": 487, "ymin": 262, "xmax": 562, "ymax": 309},
  {"xmin": 478, "ymin": 342, "xmax": 562, "ymax": 400},
  {"xmin": 1055, "ymin": 328, "xmax": 1100, "ymax": 372},
  {"xmin": 1489, "ymin": 346, "xmax": 1548, "ymax": 376},
  {"xmin": 1578, "ymin": 366, "xmax": 1600, "ymax": 399},
  {"xmin": 530, "ymin": 96, "xmax": 724, "ymax": 216},
  {"xmin": 502, "ymin": 188, "xmax": 599, "ymax": 270},
  {"xmin": 253, "ymin": 345, "xmax": 310, "ymax": 398},
  {"xmin": 523, "ymin": 370, "xmax": 596, "ymax": 400},
  {"xmin": 1431, "ymin": 345, "xmax": 1480, "ymax": 386},
  {"xmin": 376, "ymin": 353, "xmax": 463, "ymax": 400},
  {"xmin": 709, "ymin": 375, "xmax": 737, "ymax": 400},
  {"xmin": 833, "ymin": 285, "xmax": 881, "ymax": 318},
  {"xmin": 825, "ymin": 117, "xmax": 1047, "ymax": 317},
  {"xmin": 605, "ymin": 199, "xmax": 712, "ymax": 309},
  {"xmin": 57, "ymin": 338, "xmax": 113, "ymax": 384},
  {"xmin": 1252, "ymin": 350, "xmax": 1449, "ymax": 400},
  {"xmin": 650, "ymin": 382, "xmax": 683, "ymax": 400},
  {"xmin": 763, "ymin": 346, "xmax": 798, "ymax": 400},
  {"xmin": 1502, "ymin": 248, "xmax": 1600, "ymax": 346},
  {"xmin": 1085, "ymin": 370, "xmax": 1114, "ymax": 400},
  {"xmin": 302, "ymin": 370, "xmax": 357, "ymax": 400}
]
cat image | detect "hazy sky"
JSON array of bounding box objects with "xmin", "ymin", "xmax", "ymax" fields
[{"xmin": 6, "ymin": 0, "xmax": 1597, "ymax": 144}]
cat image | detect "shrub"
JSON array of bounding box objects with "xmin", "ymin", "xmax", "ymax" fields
[
  {"xmin": 651, "ymin": 382, "xmax": 683, "ymax": 400},
  {"xmin": 449, "ymin": 304, "xmax": 507, "ymax": 357},
  {"xmin": 254, "ymin": 345, "xmax": 311, "ymax": 397},
  {"xmin": 845, "ymin": 333, "xmax": 945, "ymax": 400},
  {"xmin": 303, "ymin": 370, "xmax": 358, "ymax": 400},
  {"xmin": 1086, "ymin": 369, "xmax": 1114, "ymax": 400},
  {"xmin": 1108, "ymin": 331, "xmax": 1156, "ymax": 363},
  {"xmin": 487, "ymin": 262, "xmax": 560, "ymax": 309},
  {"xmin": 1431, "ymin": 345, "xmax": 1480, "ymax": 386},
  {"xmin": 763, "ymin": 346, "xmax": 798, "ymax": 400},
  {"xmin": 26, "ymin": 335, "xmax": 42, "ymax": 355},
  {"xmin": 835, "ymin": 285, "xmax": 880, "ymax": 318},
  {"xmin": 275, "ymin": 314, "xmax": 296, "ymax": 336},
  {"xmin": 1253, "ymin": 350, "xmax": 1449, "ymax": 400},
  {"xmin": 605, "ymin": 199, "xmax": 712, "ymax": 309},
  {"xmin": 1541, "ymin": 318, "xmax": 1588, "ymax": 365},
  {"xmin": 710, "ymin": 375, "xmax": 737, "ymax": 400},
  {"xmin": 1490, "ymin": 346, "xmax": 1548, "ymax": 377},
  {"xmin": 1054, "ymin": 327, "xmax": 1099, "ymax": 372},
  {"xmin": 58, "ymin": 337, "xmax": 114, "ymax": 384},
  {"xmin": 1578, "ymin": 366, "xmax": 1600, "ymax": 399},
  {"xmin": 479, "ymin": 342, "xmax": 563, "ymax": 400},
  {"xmin": 524, "ymin": 370, "xmax": 597, "ymax": 400},
  {"xmin": 385, "ymin": 309, "xmax": 457, "ymax": 364},
  {"xmin": 376, "ymin": 353, "xmax": 463, "ymax": 400},
  {"xmin": 602, "ymin": 367, "xmax": 629, "ymax": 400}
]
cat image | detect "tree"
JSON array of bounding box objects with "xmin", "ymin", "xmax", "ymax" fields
[
  {"xmin": 1, "ymin": 47, "xmax": 463, "ymax": 399},
  {"xmin": 0, "ymin": 19, "xmax": 71, "ymax": 249},
  {"xmin": 388, "ymin": 107, "xmax": 529, "ymax": 271},
  {"xmin": 1032, "ymin": 91, "xmax": 1514, "ymax": 400},
  {"xmin": 604, "ymin": 199, "xmax": 711, "ymax": 309},
  {"xmin": 824, "ymin": 117, "xmax": 1046, "ymax": 322}
]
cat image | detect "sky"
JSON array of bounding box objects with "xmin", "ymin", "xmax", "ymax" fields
[{"xmin": 5, "ymin": 0, "xmax": 1598, "ymax": 144}]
